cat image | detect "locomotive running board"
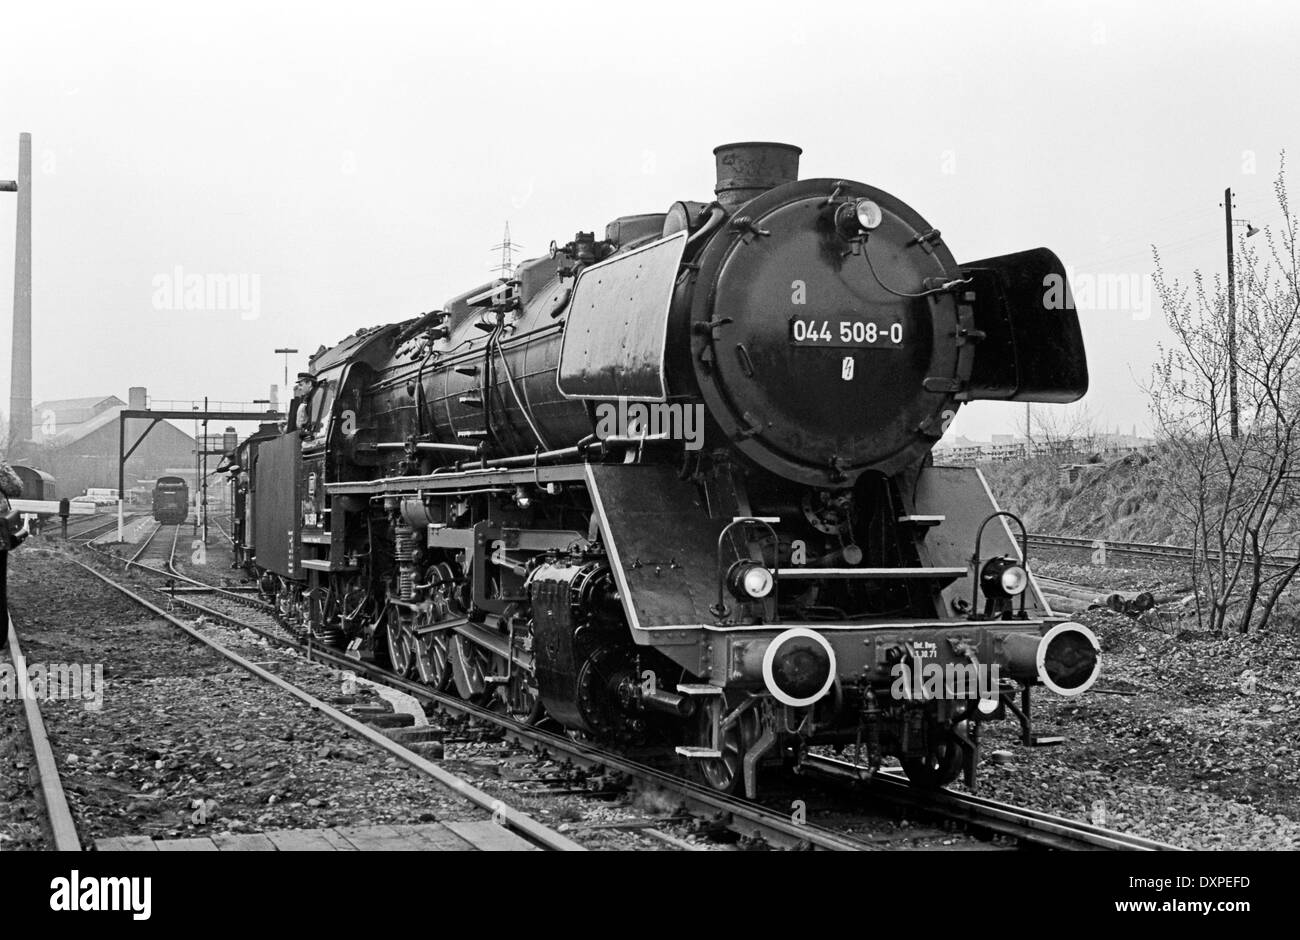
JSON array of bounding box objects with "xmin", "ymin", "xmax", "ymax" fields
[
  {"xmin": 775, "ymin": 567, "xmax": 967, "ymax": 582},
  {"xmin": 326, "ymin": 463, "xmax": 589, "ymax": 496}
]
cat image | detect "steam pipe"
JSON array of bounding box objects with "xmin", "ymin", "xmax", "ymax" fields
[{"xmin": 454, "ymin": 434, "xmax": 599, "ymax": 471}]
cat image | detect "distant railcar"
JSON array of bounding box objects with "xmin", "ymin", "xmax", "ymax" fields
[
  {"xmin": 10, "ymin": 465, "xmax": 55, "ymax": 500},
  {"xmin": 152, "ymin": 476, "xmax": 189, "ymax": 524},
  {"xmin": 224, "ymin": 423, "xmax": 281, "ymax": 568}
]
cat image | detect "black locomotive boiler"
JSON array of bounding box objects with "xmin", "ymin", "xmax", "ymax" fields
[{"xmin": 235, "ymin": 142, "xmax": 1098, "ymax": 795}]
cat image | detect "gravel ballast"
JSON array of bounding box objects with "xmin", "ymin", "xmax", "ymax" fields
[{"xmin": 3, "ymin": 549, "xmax": 501, "ymax": 847}]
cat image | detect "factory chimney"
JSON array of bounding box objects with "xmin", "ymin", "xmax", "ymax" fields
[{"xmin": 8, "ymin": 133, "xmax": 32, "ymax": 454}]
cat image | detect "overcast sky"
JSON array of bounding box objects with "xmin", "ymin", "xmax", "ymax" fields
[{"xmin": 0, "ymin": 0, "xmax": 1296, "ymax": 442}]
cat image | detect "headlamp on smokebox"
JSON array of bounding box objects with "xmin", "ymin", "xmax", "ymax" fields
[
  {"xmin": 831, "ymin": 197, "xmax": 884, "ymax": 240},
  {"xmin": 727, "ymin": 560, "xmax": 774, "ymax": 600}
]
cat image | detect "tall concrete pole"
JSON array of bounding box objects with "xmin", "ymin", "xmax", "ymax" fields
[
  {"xmin": 1224, "ymin": 187, "xmax": 1239, "ymax": 441},
  {"xmin": 8, "ymin": 133, "xmax": 32, "ymax": 453}
]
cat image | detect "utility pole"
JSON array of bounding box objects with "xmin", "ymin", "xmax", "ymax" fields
[
  {"xmin": 274, "ymin": 347, "xmax": 299, "ymax": 388},
  {"xmin": 202, "ymin": 396, "xmax": 209, "ymax": 545},
  {"xmin": 193, "ymin": 405, "xmax": 201, "ymax": 535},
  {"xmin": 1224, "ymin": 187, "xmax": 1239, "ymax": 440}
]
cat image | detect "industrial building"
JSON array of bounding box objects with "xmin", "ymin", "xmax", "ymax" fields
[{"xmin": 25, "ymin": 386, "xmax": 197, "ymax": 499}]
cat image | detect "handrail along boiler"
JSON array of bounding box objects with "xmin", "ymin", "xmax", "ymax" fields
[{"xmin": 236, "ymin": 143, "xmax": 1098, "ymax": 796}]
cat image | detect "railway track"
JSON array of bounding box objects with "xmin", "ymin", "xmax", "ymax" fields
[
  {"xmin": 75, "ymin": 562, "xmax": 584, "ymax": 851},
  {"xmin": 5, "ymin": 610, "xmax": 81, "ymax": 851},
  {"xmin": 82, "ymin": 532, "xmax": 951, "ymax": 849},
  {"xmin": 70, "ymin": 528, "xmax": 1176, "ymax": 852},
  {"xmin": 171, "ymin": 585, "xmax": 1177, "ymax": 850},
  {"xmin": 110, "ymin": 579, "xmax": 896, "ymax": 851},
  {"xmin": 19, "ymin": 520, "xmax": 579, "ymax": 850},
  {"xmin": 29, "ymin": 535, "xmax": 585, "ymax": 852},
  {"xmin": 64, "ymin": 513, "xmax": 134, "ymax": 544},
  {"xmin": 800, "ymin": 755, "xmax": 1178, "ymax": 850},
  {"xmin": 1028, "ymin": 532, "xmax": 1299, "ymax": 570},
  {"xmin": 128, "ymin": 520, "xmax": 180, "ymax": 568}
]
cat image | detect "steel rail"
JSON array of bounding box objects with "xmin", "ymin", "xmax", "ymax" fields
[
  {"xmin": 115, "ymin": 540, "xmax": 1160, "ymax": 852},
  {"xmin": 124, "ymin": 520, "xmax": 170, "ymax": 567},
  {"xmin": 128, "ymin": 584, "xmax": 880, "ymax": 851},
  {"xmin": 79, "ymin": 529, "xmax": 1156, "ymax": 851},
  {"xmin": 65, "ymin": 556, "xmax": 584, "ymax": 852},
  {"xmin": 104, "ymin": 524, "xmax": 275, "ymax": 614},
  {"xmin": 66, "ymin": 515, "xmax": 129, "ymax": 543},
  {"xmin": 800, "ymin": 754, "xmax": 1182, "ymax": 850},
  {"xmin": 5, "ymin": 610, "xmax": 82, "ymax": 851},
  {"xmin": 1028, "ymin": 533, "xmax": 1298, "ymax": 570}
]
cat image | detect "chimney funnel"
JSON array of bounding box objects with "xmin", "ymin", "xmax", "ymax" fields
[{"xmin": 713, "ymin": 142, "xmax": 802, "ymax": 211}]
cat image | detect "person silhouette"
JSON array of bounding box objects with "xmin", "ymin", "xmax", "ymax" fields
[
  {"xmin": 0, "ymin": 456, "xmax": 24, "ymax": 652},
  {"xmin": 288, "ymin": 372, "xmax": 316, "ymax": 436}
]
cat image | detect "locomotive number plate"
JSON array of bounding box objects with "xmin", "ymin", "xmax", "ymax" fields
[{"xmin": 790, "ymin": 317, "xmax": 903, "ymax": 348}]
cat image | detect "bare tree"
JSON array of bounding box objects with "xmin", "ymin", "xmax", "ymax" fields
[
  {"xmin": 1150, "ymin": 155, "xmax": 1300, "ymax": 633},
  {"xmin": 1031, "ymin": 404, "xmax": 1100, "ymax": 460}
]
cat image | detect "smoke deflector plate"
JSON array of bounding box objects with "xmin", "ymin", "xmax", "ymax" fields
[{"xmin": 556, "ymin": 230, "xmax": 687, "ymax": 402}]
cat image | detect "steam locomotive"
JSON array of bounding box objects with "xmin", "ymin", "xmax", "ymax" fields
[{"xmin": 227, "ymin": 143, "xmax": 1098, "ymax": 796}]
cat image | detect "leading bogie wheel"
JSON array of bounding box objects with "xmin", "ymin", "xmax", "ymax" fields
[
  {"xmin": 693, "ymin": 701, "xmax": 762, "ymax": 795},
  {"xmin": 899, "ymin": 721, "xmax": 968, "ymax": 789}
]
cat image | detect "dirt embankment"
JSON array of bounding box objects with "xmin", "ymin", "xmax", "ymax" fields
[{"xmin": 982, "ymin": 450, "xmax": 1191, "ymax": 544}]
